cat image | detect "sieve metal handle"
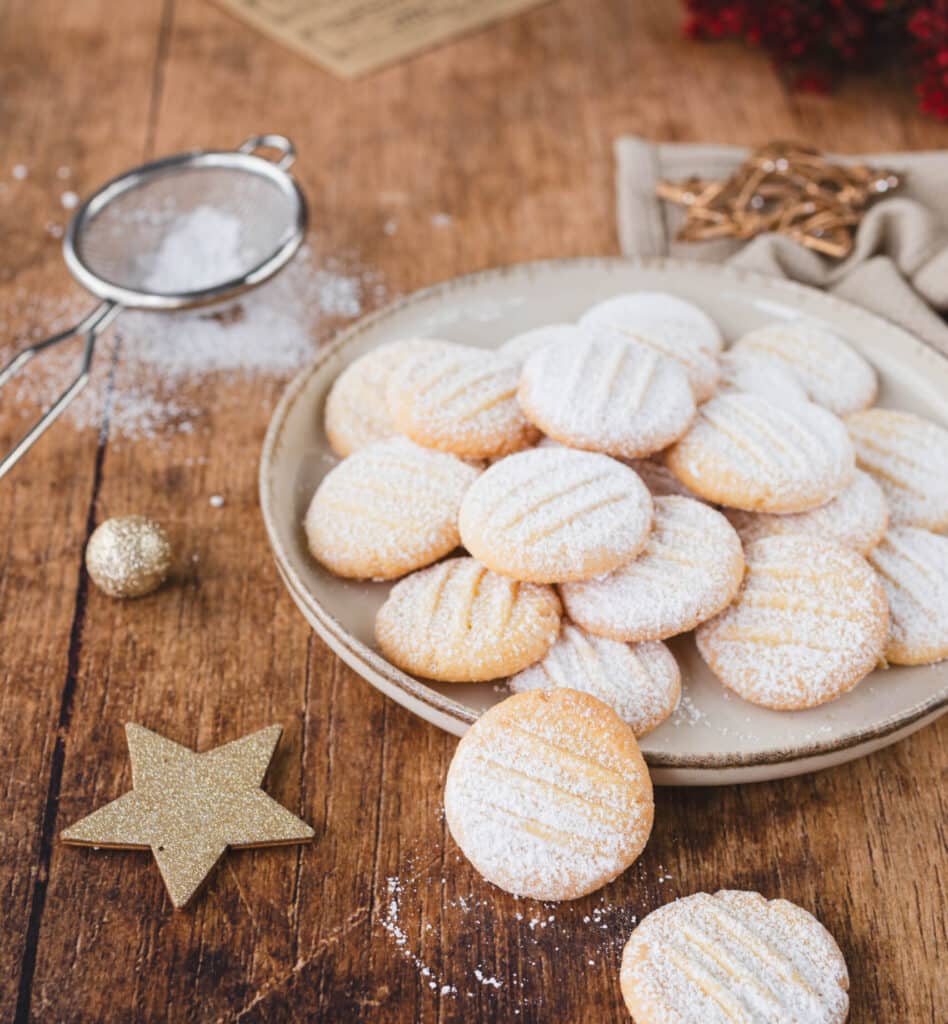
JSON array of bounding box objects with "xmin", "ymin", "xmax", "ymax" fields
[
  {"xmin": 237, "ymin": 134, "xmax": 296, "ymax": 171},
  {"xmin": 0, "ymin": 301, "xmax": 121, "ymax": 481}
]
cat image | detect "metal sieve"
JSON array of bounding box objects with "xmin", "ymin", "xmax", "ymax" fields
[{"xmin": 0, "ymin": 133, "xmax": 308, "ymax": 479}]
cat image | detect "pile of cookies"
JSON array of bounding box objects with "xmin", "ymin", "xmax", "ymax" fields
[
  {"xmin": 305, "ymin": 290, "xmax": 948, "ymax": 1020},
  {"xmin": 309, "ymin": 290, "xmax": 948, "ymax": 714}
]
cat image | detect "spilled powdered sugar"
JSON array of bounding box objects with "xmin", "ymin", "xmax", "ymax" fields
[
  {"xmin": 377, "ymin": 847, "xmax": 680, "ymax": 1010},
  {"xmin": 1, "ymin": 243, "xmax": 381, "ymax": 443}
]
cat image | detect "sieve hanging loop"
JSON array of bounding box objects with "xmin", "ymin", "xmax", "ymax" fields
[
  {"xmin": 0, "ymin": 133, "xmax": 307, "ymax": 481},
  {"xmin": 237, "ymin": 134, "xmax": 297, "ymax": 171}
]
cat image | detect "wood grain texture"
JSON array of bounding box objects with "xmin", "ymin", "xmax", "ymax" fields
[{"xmin": 0, "ymin": 0, "xmax": 945, "ymax": 1020}]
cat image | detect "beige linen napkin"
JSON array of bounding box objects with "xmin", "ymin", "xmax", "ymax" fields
[{"xmin": 615, "ymin": 137, "xmax": 948, "ymax": 355}]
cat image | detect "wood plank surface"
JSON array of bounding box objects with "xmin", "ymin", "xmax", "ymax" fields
[{"xmin": 1, "ymin": 0, "xmax": 945, "ymax": 1021}]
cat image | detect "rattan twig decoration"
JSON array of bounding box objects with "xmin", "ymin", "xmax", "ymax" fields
[{"xmin": 656, "ymin": 141, "xmax": 900, "ymax": 259}]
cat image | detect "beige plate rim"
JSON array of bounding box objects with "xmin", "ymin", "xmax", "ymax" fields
[{"xmin": 259, "ymin": 256, "xmax": 948, "ymax": 773}]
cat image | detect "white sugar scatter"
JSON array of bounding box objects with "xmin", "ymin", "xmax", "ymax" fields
[
  {"xmin": 57, "ymin": 166, "xmax": 71, "ymax": 180},
  {"xmin": 2, "ymin": 244, "xmax": 380, "ymax": 443},
  {"xmin": 473, "ymin": 968, "xmax": 502, "ymax": 989},
  {"xmin": 12, "ymin": 164, "xmax": 27, "ymax": 180},
  {"xmin": 431, "ymin": 212, "xmax": 453, "ymax": 228},
  {"xmin": 46, "ymin": 222, "xmax": 63, "ymax": 238},
  {"xmin": 60, "ymin": 191, "xmax": 79, "ymax": 210},
  {"xmin": 144, "ymin": 204, "xmax": 247, "ymax": 293},
  {"xmin": 209, "ymin": 494, "xmax": 224, "ymax": 508},
  {"xmin": 384, "ymin": 219, "xmax": 399, "ymax": 236}
]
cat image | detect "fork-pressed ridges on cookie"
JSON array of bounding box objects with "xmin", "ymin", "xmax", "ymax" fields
[
  {"xmin": 696, "ymin": 535, "xmax": 889, "ymax": 710},
  {"xmin": 620, "ymin": 890, "xmax": 850, "ymax": 1024},
  {"xmin": 518, "ymin": 334, "xmax": 696, "ymax": 459},
  {"xmin": 375, "ymin": 557, "xmax": 561, "ymax": 682},
  {"xmin": 665, "ymin": 391, "xmax": 855, "ymax": 513},
  {"xmin": 846, "ymin": 408, "xmax": 948, "ymax": 531},
  {"xmin": 444, "ymin": 688, "xmax": 654, "ymax": 900},
  {"xmin": 508, "ymin": 625, "xmax": 680, "ymax": 737},
  {"xmin": 387, "ymin": 343, "xmax": 538, "ymax": 458},
  {"xmin": 458, "ymin": 447, "xmax": 654, "ymax": 583},
  {"xmin": 732, "ymin": 319, "xmax": 877, "ymax": 416},
  {"xmin": 866, "ymin": 526, "xmax": 948, "ymax": 665},
  {"xmin": 725, "ymin": 469, "xmax": 889, "ymax": 556},
  {"xmin": 560, "ymin": 496, "xmax": 745, "ymax": 643},
  {"xmin": 323, "ymin": 338, "xmax": 452, "ymax": 456},
  {"xmin": 580, "ymin": 293, "xmax": 722, "ymax": 403},
  {"xmin": 304, "ymin": 437, "xmax": 480, "ymax": 580}
]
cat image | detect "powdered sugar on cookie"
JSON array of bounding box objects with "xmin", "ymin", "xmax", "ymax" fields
[
  {"xmin": 459, "ymin": 448, "xmax": 653, "ymax": 583},
  {"xmin": 444, "ymin": 689, "xmax": 653, "ymax": 900},
  {"xmin": 561, "ymin": 496, "xmax": 744, "ymax": 642},
  {"xmin": 697, "ymin": 535, "xmax": 888, "ymax": 709},
  {"xmin": 620, "ymin": 890, "xmax": 849, "ymax": 1024},
  {"xmin": 509, "ymin": 626, "xmax": 680, "ymax": 737}
]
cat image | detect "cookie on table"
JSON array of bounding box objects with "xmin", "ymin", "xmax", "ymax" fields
[
  {"xmin": 304, "ymin": 437, "xmax": 480, "ymax": 580},
  {"xmin": 458, "ymin": 447, "xmax": 653, "ymax": 584},
  {"xmin": 323, "ymin": 339, "xmax": 450, "ymax": 457},
  {"xmin": 500, "ymin": 323, "xmax": 587, "ymax": 364},
  {"xmin": 867, "ymin": 526, "xmax": 948, "ymax": 665},
  {"xmin": 725, "ymin": 469, "xmax": 889, "ymax": 556},
  {"xmin": 665, "ymin": 391, "xmax": 854, "ymax": 514},
  {"xmin": 387, "ymin": 344, "xmax": 538, "ymax": 459},
  {"xmin": 718, "ymin": 346, "xmax": 809, "ymax": 408},
  {"xmin": 518, "ymin": 334, "xmax": 696, "ymax": 459},
  {"xmin": 620, "ymin": 890, "xmax": 850, "ymax": 1024},
  {"xmin": 580, "ymin": 293, "xmax": 721, "ymax": 402},
  {"xmin": 444, "ymin": 688, "xmax": 653, "ymax": 900},
  {"xmin": 696, "ymin": 535, "xmax": 888, "ymax": 709},
  {"xmin": 508, "ymin": 625, "xmax": 680, "ymax": 737},
  {"xmin": 375, "ymin": 557, "xmax": 561, "ymax": 681},
  {"xmin": 731, "ymin": 319, "xmax": 876, "ymax": 416},
  {"xmin": 560, "ymin": 496, "xmax": 744, "ymax": 642},
  {"xmin": 846, "ymin": 408, "xmax": 948, "ymax": 531}
]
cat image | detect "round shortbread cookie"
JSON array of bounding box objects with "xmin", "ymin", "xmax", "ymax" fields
[
  {"xmin": 500, "ymin": 323, "xmax": 587, "ymax": 364},
  {"xmin": 731, "ymin": 319, "xmax": 876, "ymax": 416},
  {"xmin": 665, "ymin": 391, "xmax": 855, "ymax": 514},
  {"xmin": 508, "ymin": 625, "xmax": 680, "ymax": 737},
  {"xmin": 444, "ymin": 688, "xmax": 654, "ymax": 900},
  {"xmin": 375, "ymin": 557, "xmax": 561, "ymax": 681},
  {"xmin": 581, "ymin": 291, "xmax": 723, "ymax": 352},
  {"xmin": 304, "ymin": 438, "xmax": 480, "ymax": 580},
  {"xmin": 387, "ymin": 344, "xmax": 538, "ymax": 458},
  {"xmin": 458, "ymin": 448, "xmax": 653, "ymax": 584},
  {"xmin": 718, "ymin": 346, "xmax": 809, "ymax": 408},
  {"xmin": 560, "ymin": 496, "xmax": 744, "ymax": 642},
  {"xmin": 725, "ymin": 469, "xmax": 889, "ymax": 555},
  {"xmin": 696, "ymin": 536, "xmax": 888, "ymax": 709},
  {"xmin": 866, "ymin": 526, "xmax": 948, "ymax": 665},
  {"xmin": 620, "ymin": 890, "xmax": 850, "ymax": 1024},
  {"xmin": 580, "ymin": 294, "xmax": 721, "ymax": 402},
  {"xmin": 323, "ymin": 339, "xmax": 450, "ymax": 457},
  {"xmin": 846, "ymin": 408, "xmax": 948, "ymax": 531},
  {"xmin": 518, "ymin": 334, "xmax": 696, "ymax": 459}
]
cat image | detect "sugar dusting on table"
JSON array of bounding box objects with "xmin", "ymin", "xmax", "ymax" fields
[
  {"xmin": 1, "ymin": 222, "xmax": 384, "ymax": 443},
  {"xmin": 377, "ymin": 846, "xmax": 681, "ymax": 1008}
]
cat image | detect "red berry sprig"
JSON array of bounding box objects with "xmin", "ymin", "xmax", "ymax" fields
[{"xmin": 684, "ymin": 0, "xmax": 948, "ymax": 118}]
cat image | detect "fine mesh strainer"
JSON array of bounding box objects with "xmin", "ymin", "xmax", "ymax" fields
[{"xmin": 0, "ymin": 133, "xmax": 308, "ymax": 479}]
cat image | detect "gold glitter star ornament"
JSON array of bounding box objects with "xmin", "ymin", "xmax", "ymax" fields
[{"xmin": 62, "ymin": 724, "xmax": 314, "ymax": 909}]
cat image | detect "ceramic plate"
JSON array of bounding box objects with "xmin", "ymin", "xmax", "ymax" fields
[{"xmin": 260, "ymin": 258, "xmax": 948, "ymax": 785}]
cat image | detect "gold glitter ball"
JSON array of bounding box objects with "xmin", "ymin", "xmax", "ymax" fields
[
  {"xmin": 85, "ymin": 515, "xmax": 172, "ymax": 599},
  {"xmin": 61, "ymin": 723, "xmax": 314, "ymax": 908}
]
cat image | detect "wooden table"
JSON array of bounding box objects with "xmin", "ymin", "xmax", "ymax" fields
[{"xmin": 1, "ymin": 2, "xmax": 945, "ymax": 1020}]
